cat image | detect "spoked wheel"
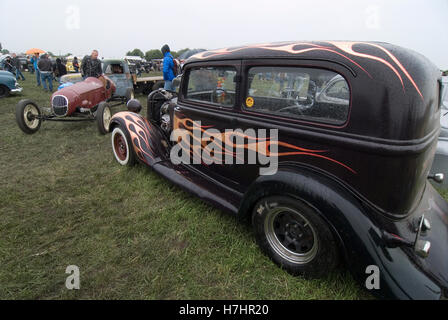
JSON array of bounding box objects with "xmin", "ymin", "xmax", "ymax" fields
[
  {"xmin": 15, "ymin": 99, "xmax": 42, "ymax": 134},
  {"xmin": 252, "ymin": 196, "xmax": 339, "ymax": 277},
  {"xmin": 96, "ymin": 102, "xmax": 112, "ymax": 134},
  {"xmin": 111, "ymin": 126, "xmax": 135, "ymax": 166}
]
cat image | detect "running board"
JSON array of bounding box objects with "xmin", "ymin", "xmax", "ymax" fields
[{"xmin": 152, "ymin": 161, "xmax": 242, "ymax": 215}]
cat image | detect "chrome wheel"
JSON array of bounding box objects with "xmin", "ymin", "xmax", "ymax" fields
[{"xmin": 264, "ymin": 204, "xmax": 318, "ymax": 264}]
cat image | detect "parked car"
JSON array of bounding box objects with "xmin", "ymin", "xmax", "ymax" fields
[
  {"xmin": 17, "ymin": 55, "xmax": 29, "ymax": 71},
  {"xmin": 108, "ymin": 41, "xmax": 447, "ymax": 299},
  {"xmin": 124, "ymin": 56, "xmax": 144, "ymax": 75},
  {"xmin": 66, "ymin": 56, "xmax": 81, "ymax": 73},
  {"xmin": 16, "ymin": 76, "xmax": 117, "ymax": 134},
  {"xmin": 430, "ymin": 76, "xmax": 448, "ymax": 187},
  {"xmin": 0, "ymin": 70, "xmax": 23, "ymax": 98},
  {"xmin": 102, "ymin": 59, "xmax": 134, "ymax": 102}
]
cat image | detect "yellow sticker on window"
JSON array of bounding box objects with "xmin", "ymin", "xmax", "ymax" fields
[{"xmin": 246, "ymin": 97, "xmax": 254, "ymax": 108}]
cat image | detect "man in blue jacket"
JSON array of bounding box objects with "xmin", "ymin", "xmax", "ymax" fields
[
  {"xmin": 30, "ymin": 53, "xmax": 41, "ymax": 86},
  {"xmin": 161, "ymin": 44, "xmax": 175, "ymax": 91}
]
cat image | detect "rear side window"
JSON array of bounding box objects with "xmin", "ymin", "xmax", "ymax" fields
[
  {"xmin": 245, "ymin": 66, "xmax": 350, "ymax": 124},
  {"xmin": 185, "ymin": 66, "xmax": 237, "ymax": 107}
]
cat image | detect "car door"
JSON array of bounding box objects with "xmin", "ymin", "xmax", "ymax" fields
[
  {"xmin": 173, "ymin": 60, "xmax": 243, "ymax": 190},
  {"xmin": 226, "ymin": 59, "xmax": 353, "ymax": 188}
]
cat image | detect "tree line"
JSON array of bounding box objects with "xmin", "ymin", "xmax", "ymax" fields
[{"xmin": 126, "ymin": 48, "xmax": 191, "ymax": 60}]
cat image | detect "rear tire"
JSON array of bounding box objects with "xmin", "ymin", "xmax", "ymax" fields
[
  {"xmin": 96, "ymin": 102, "xmax": 112, "ymax": 134},
  {"xmin": 125, "ymin": 88, "xmax": 135, "ymax": 103},
  {"xmin": 252, "ymin": 195, "xmax": 339, "ymax": 278},
  {"xmin": 111, "ymin": 125, "xmax": 136, "ymax": 166},
  {"xmin": 0, "ymin": 85, "xmax": 10, "ymax": 98},
  {"xmin": 15, "ymin": 99, "xmax": 42, "ymax": 134}
]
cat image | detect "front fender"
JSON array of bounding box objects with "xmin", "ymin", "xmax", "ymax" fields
[
  {"xmin": 239, "ymin": 166, "xmax": 443, "ymax": 299},
  {"xmin": 110, "ymin": 111, "xmax": 169, "ymax": 166}
]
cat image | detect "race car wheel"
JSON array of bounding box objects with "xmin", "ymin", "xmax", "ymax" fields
[
  {"xmin": 252, "ymin": 195, "xmax": 339, "ymax": 278},
  {"xmin": 0, "ymin": 85, "xmax": 10, "ymax": 98},
  {"xmin": 125, "ymin": 88, "xmax": 135, "ymax": 103},
  {"xmin": 96, "ymin": 102, "xmax": 112, "ymax": 135},
  {"xmin": 111, "ymin": 125, "xmax": 135, "ymax": 166},
  {"xmin": 16, "ymin": 99, "xmax": 42, "ymax": 134}
]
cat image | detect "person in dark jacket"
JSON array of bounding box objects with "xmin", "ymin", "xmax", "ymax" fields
[
  {"xmin": 73, "ymin": 57, "xmax": 79, "ymax": 73},
  {"xmin": 81, "ymin": 50, "xmax": 102, "ymax": 79},
  {"xmin": 38, "ymin": 54, "xmax": 53, "ymax": 92},
  {"xmin": 53, "ymin": 58, "xmax": 67, "ymax": 83},
  {"xmin": 3, "ymin": 56, "xmax": 15, "ymax": 75},
  {"xmin": 161, "ymin": 44, "xmax": 175, "ymax": 91},
  {"xmin": 11, "ymin": 53, "xmax": 25, "ymax": 81}
]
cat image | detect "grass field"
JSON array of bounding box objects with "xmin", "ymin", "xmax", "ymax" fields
[{"xmin": 0, "ymin": 72, "xmax": 375, "ymax": 300}]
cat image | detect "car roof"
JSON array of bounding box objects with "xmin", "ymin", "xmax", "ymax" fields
[
  {"xmin": 102, "ymin": 59, "xmax": 125, "ymax": 63},
  {"xmin": 185, "ymin": 41, "xmax": 441, "ymax": 143}
]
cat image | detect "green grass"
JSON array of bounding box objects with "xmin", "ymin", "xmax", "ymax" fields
[{"xmin": 0, "ymin": 73, "xmax": 371, "ymax": 300}]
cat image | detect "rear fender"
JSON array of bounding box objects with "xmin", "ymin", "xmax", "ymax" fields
[
  {"xmin": 239, "ymin": 166, "xmax": 443, "ymax": 299},
  {"xmin": 110, "ymin": 111, "xmax": 169, "ymax": 166}
]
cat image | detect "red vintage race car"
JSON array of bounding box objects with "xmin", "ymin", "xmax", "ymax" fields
[{"xmin": 16, "ymin": 76, "xmax": 120, "ymax": 134}]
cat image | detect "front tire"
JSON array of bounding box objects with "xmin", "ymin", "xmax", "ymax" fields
[
  {"xmin": 124, "ymin": 88, "xmax": 135, "ymax": 103},
  {"xmin": 0, "ymin": 85, "xmax": 10, "ymax": 98},
  {"xmin": 15, "ymin": 99, "xmax": 42, "ymax": 134},
  {"xmin": 96, "ymin": 102, "xmax": 112, "ymax": 135},
  {"xmin": 252, "ymin": 195, "xmax": 339, "ymax": 278},
  {"xmin": 111, "ymin": 125, "xmax": 136, "ymax": 166}
]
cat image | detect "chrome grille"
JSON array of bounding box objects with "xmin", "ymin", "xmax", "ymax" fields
[{"xmin": 52, "ymin": 95, "xmax": 68, "ymax": 116}]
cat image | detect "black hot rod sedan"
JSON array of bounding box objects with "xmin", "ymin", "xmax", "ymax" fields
[{"xmin": 108, "ymin": 41, "xmax": 447, "ymax": 300}]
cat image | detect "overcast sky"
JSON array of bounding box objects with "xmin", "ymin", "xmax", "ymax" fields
[{"xmin": 1, "ymin": 0, "xmax": 447, "ymax": 69}]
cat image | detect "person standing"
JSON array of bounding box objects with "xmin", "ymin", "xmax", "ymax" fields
[
  {"xmin": 11, "ymin": 54, "xmax": 26, "ymax": 81},
  {"xmin": 3, "ymin": 56, "xmax": 15, "ymax": 74},
  {"xmin": 30, "ymin": 53, "xmax": 41, "ymax": 86},
  {"xmin": 73, "ymin": 56, "xmax": 79, "ymax": 73},
  {"xmin": 161, "ymin": 44, "xmax": 175, "ymax": 91},
  {"xmin": 81, "ymin": 50, "xmax": 102, "ymax": 79},
  {"xmin": 37, "ymin": 54, "xmax": 53, "ymax": 92},
  {"xmin": 53, "ymin": 58, "xmax": 67, "ymax": 83}
]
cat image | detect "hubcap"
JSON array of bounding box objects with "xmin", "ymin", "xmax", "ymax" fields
[
  {"xmin": 114, "ymin": 133, "xmax": 127, "ymax": 161},
  {"xmin": 24, "ymin": 105, "xmax": 39, "ymax": 129},
  {"xmin": 264, "ymin": 205, "xmax": 318, "ymax": 264}
]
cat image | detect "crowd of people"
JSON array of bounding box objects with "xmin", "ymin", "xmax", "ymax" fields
[{"xmin": 0, "ymin": 44, "xmax": 179, "ymax": 93}]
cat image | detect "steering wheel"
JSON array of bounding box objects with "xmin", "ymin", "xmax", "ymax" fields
[{"xmin": 211, "ymin": 88, "xmax": 228, "ymax": 103}]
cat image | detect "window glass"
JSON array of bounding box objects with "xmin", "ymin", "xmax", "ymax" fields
[
  {"xmin": 186, "ymin": 66, "xmax": 237, "ymax": 107},
  {"xmin": 246, "ymin": 67, "xmax": 350, "ymax": 124},
  {"xmin": 104, "ymin": 63, "xmax": 123, "ymax": 74}
]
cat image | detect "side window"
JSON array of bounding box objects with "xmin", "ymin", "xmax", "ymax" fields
[
  {"xmin": 245, "ymin": 67, "xmax": 350, "ymax": 124},
  {"xmin": 185, "ymin": 66, "xmax": 237, "ymax": 107}
]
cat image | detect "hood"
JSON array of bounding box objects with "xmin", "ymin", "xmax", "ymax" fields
[{"xmin": 0, "ymin": 70, "xmax": 15, "ymax": 78}]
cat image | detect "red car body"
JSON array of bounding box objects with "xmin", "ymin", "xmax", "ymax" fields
[{"xmin": 50, "ymin": 76, "xmax": 116, "ymax": 117}]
